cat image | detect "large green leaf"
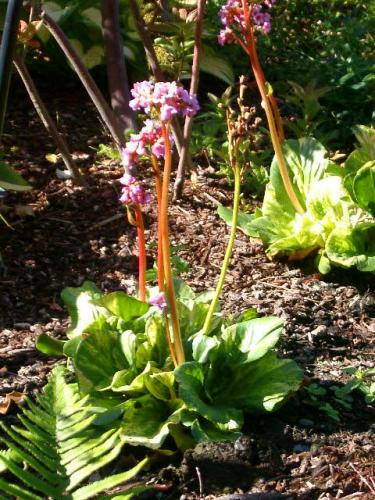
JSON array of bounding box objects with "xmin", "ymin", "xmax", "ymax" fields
[
  {"xmin": 0, "ymin": 366, "xmax": 148, "ymax": 499},
  {"xmin": 74, "ymin": 328, "xmax": 128, "ymax": 392},
  {"xmin": 270, "ymin": 137, "xmax": 330, "ymax": 213},
  {"xmin": 352, "ymin": 161, "xmax": 375, "ymax": 216},
  {"xmin": 0, "ymin": 162, "xmax": 31, "ymax": 191},
  {"xmin": 211, "ymin": 352, "xmax": 303, "ymax": 412},
  {"xmin": 175, "ymin": 361, "xmax": 244, "ymax": 429},
  {"xmin": 326, "ymin": 223, "xmax": 375, "ymax": 272},
  {"xmin": 61, "ymin": 281, "xmax": 108, "ymax": 339},
  {"xmin": 120, "ymin": 395, "xmax": 183, "ymax": 449},
  {"xmin": 221, "ymin": 317, "xmax": 284, "ymax": 363},
  {"xmin": 101, "ymin": 291, "xmax": 149, "ymax": 322}
]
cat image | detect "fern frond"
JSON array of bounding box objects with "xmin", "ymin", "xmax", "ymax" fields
[{"xmin": 0, "ymin": 366, "xmax": 148, "ymax": 499}]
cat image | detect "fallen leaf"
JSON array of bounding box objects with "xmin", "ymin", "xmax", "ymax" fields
[{"xmin": 0, "ymin": 391, "xmax": 25, "ymax": 415}]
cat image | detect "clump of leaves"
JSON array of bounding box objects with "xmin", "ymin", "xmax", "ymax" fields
[
  {"xmin": 36, "ymin": 280, "xmax": 303, "ymax": 449},
  {"xmin": 0, "ymin": 366, "xmax": 149, "ymax": 499},
  {"xmin": 219, "ymin": 127, "xmax": 375, "ymax": 274},
  {"xmin": 304, "ymin": 382, "xmax": 355, "ymax": 422},
  {"xmin": 343, "ymin": 366, "xmax": 375, "ymax": 404}
]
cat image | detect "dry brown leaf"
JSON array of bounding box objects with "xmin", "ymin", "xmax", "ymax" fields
[{"xmin": 0, "ymin": 391, "xmax": 25, "ymax": 415}]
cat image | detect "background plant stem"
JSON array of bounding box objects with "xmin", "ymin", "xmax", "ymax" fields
[
  {"xmin": 42, "ymin": 12, "xmax": 128, "ymax": 160},
  {"xmin": 101, "ymin": 0, "xmax": 135, "ymax": 131},
  {"xmin": 173, "ymin": 0, "xmax": 207, "ymax": 200}
]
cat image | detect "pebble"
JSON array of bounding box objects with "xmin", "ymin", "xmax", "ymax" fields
[
  {"xmin": 293, "ymin": 443, "xmax": 310, "ymax": 453},
  {"xmin": 299, "ymin": 419, "xmax": 314, "ymax": 428}
]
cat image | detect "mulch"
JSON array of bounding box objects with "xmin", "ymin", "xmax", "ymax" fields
[{"xmin": 0, "ymin": 78, "xmax": 374, "ymax": 499}]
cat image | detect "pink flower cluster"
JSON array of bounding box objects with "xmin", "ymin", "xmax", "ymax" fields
[
  {"xmin": 149, "ymin": 292, "xmax": 167, "ymax": 312},
  {"xmin": 218, "ymin": 0, "xmax": 276, "ymax": 45},
  {"xmin": 130, "ymin": 81, "xmax": 199, "ymax": 122},
  {"xmin": 121, "ymin": 119, "xmax": 173, "ymax": 169},
  {"xmin": 119, "ymin": 173, "xmax": 151, "ymax": 205}
]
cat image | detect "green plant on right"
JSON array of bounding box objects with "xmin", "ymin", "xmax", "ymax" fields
[{"xmin": 218, "ymin": 125, "xmax": 375, "ymax": 274}]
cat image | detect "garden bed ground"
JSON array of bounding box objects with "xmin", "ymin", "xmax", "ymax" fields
[{"xmin": 0, "ymin": 79, "xmax": 374, "ymax": 499}]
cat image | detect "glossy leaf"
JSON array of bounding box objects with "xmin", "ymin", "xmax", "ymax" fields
[{"xmin": 0, "ymin": 162, "xmax": 31, "ymax": 192}]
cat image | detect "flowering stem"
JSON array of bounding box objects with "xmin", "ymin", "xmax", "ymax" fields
[
  {"xmin": 151, "ymin": 154, "xmax": 164, "ymax": 291},
  {"xmin": 160, "ymin": 123, "xmax": 185, "ymax": 365},
  {"xmin": 151, "ymin": 154, "xmax": 176, "ymax": 367},
  {"xmin": 241, "ymin": 1, "xmax": 303, "ymax": 214},
  {"xmin": 203, "ymin": 145, "xmax": 241, "ymax": 335},
  {"xmin": 135, "ymin": 205, "xmax": 147, "ymax": 302},
  {"xmin": 203, "ymin": 112, "xmax": 240, "ymax": 335}
]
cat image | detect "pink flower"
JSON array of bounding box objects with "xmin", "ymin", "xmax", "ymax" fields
[
  {"xmin": 129, "ymin": 80, "xmax": 154, "ymax": 113},
  {"xmin": 129, "ymin": 81, "xmax": 199, "ymax": 122},
  {"xmin": 149, "ymin": 292, "xmax": 167, "ymax": 312},
  {"xmin": 218, "ymin": 0, "xmax": 275, "ymax": 45},
  {"xmin": 120, "ymin": 120, "xmax": 174, "ymax": 169},
  {"xmin": 119, "ymin": 174, "xmax": 151, "ymax": 205}
]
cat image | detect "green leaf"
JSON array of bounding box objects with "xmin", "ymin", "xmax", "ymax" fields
[
  {"xmin": 200, "ymin": 47, "xmax": 234, "ymax": 85},
  {"xmin": 0, "ymin": 162, "xmax": 31, "ymax": 191},
  {"xmin": 74, "ymin": 329, "xmax": 128, "ymax": 392},
  {"xmin": 36, "ymin": 334, "xmax": 65, "ymax": 356},
  {"xmin": 120, "ymin": 395, "xmax": 182, "ymax": 449},
  {"xmin": 270, "ymin": 137, "xmax": 330, "ymax": 214},
  {"xmin": 101, "ymin": 292, "xmax": 149, "ymax": 322},
  {"xmin": 217, "ymin": 205, "xmax": 255, "ymax": 233},
  {"xmin": 175, "ymin": 362, "xmax": 243, "ymax": 428},
  {"xmin": 61, "ymin": 281, "xmax": 107, "ymax": 338},
  {"xmin": 326, "ymin": 223, "xmax": 375, "ymax": 272},
  {"xmin": 211, "ymin": 352, "xmax": 303, "ymax": 412},
  {"xmin": 221, "ymin": 316, "xmax": 284, "ymax": 363},
  {"xmin": 352, "ymin": 161, "xmax": 375, "ymax": 216}
]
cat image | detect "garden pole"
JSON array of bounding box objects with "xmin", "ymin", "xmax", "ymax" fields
[{"xmin": 0, "ymin": 0, "xmax": 23, "ymax": 138}]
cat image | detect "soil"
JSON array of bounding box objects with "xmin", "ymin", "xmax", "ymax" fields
[{"xmin": 0, "ymin": 78, "xmax": 374, "ymax": 499}]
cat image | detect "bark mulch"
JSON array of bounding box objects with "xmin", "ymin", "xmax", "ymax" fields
[{"xmin": 0, "ymin": 80, "xmax": 374, "ymax": 499}]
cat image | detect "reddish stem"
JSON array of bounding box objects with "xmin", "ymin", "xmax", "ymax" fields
[
  {"xmin": 135, "ymin": 205, "xmax": 146, "ymax": 301},
  {"xmin": 151, "ymin": 154, "xmax": 164, "ymax": 291},
  {"xmin": 240, "ymin": 0, "xmax": 303, "ymax": 214},
  {"xmin": 160, "ymin": 123, "xmax": 185, "ymax": 366}
]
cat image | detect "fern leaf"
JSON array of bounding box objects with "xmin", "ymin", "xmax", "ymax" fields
[{"xmin": 0, "ymin": 366, "xmax": 147, "ymax": 499}]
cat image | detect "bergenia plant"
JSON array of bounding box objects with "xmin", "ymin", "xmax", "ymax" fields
[
  {"xmin": 35, "ymin": 80, "xmax": 302, "ymax": 451},
  {"xmin": 218, "ymin": 0, "xmax": 304, "ymax": 215}
]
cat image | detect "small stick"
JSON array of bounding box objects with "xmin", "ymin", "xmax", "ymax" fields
[
  {"xmin": 13, "ymin": 53, "xmax": 84, "ymax": 185},
  {"xmin": 195, "ymin": 467, "xmax": 204, "ymax": 499}
]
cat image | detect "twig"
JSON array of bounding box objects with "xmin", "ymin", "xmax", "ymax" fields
[{"xmin": 86, "ymin": 212, "xmax": 124, "ymax": 231}]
